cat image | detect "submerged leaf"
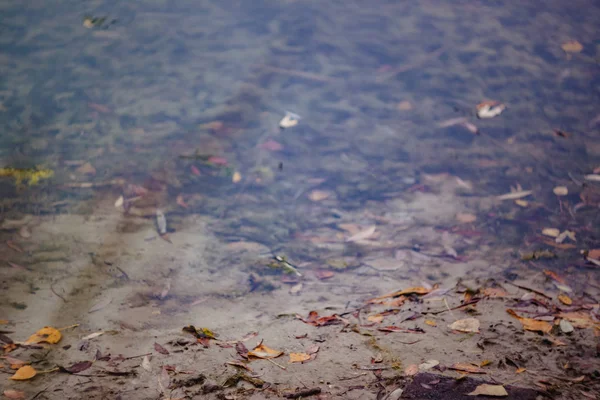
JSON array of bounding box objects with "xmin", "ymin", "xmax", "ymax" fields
[
  {"xmin": 561, "ymin": 40, "xmax": 583, "ymax": 53},
  {"xmin": 506, "ymin": 309, "xmax": 552, "ymax": 334},
  {"xmin": 346, "ymin": 226, "xmax": 376, "ymax": 242},
  {"xmin": 448, "ymin": 318, "xmax": 480, "ymax": 333}
]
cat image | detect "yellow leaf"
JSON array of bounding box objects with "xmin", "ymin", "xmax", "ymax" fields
[
  {"xmin": 232, "ymin": 171, "xmax": 242, "ymax": 183},
  {"xmin": 514, "ymin": 199, "xmax": 528, "ymax": 207},
  {"xmin": 289, "ymin": 353, "xmax": 311, "ymax": 363},
  {"xmin": 561, "ymin": 40, "xmax": 583, "ymax": 53},
  {"xmin": 424, "ymin": 320, "xmax": 437, "ymax": 327},
  {"xmin": 10, "ymin": 365, "xmax": 37, "ymax": 380},
  {"xmin": 558, "ymin": 293, "xmax": 572, "ymax": 306},
  {"xmin": 25, "ymin": 326, "xmax": 62, "ymax": 344},
  {"xmin": 515, "ymin": 367, "xmax": 526, "ymax": 374},
  {"xmin": 506, "ymin": 309, "xmax": 552, "ymax": 334},
  {"xmin": 480, "ymin": 359, "xmax": 492, "ymax": 367},
  {"xmin": 367, "ymin": 315, "xmax": 384, "ymax": 323},
  {"xmin": 248, "ymin": 343, "xmax": 283, "ymax": 359}
]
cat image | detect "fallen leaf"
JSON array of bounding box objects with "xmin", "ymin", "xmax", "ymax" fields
[
  {"xmin": 155, "ymin": 209, "xmax": 167, "ymax": 235},
  {"xmin": 555, "ymin": 230, "xmax": 575, "ymax": 244},
  {"xmin": 25, "ymin": 327, "xmax": 61, "ymax": 344},
  {"xmin": 506, "ymin": 309, "xmax": 552, "ymax": 334},
  {"xmin": 397, "ymin": 101, "xmax": 413, "ymax": 111},
  {"xmin": 367, "ymin": 315, "xmax": 384, "ymax": 323},
  {"xmin": 226, "ymin": 360, "xmax": 252, "ymax": 371},
  {"xmin": 346, "ymin": 226, "xmax": 376, "ymax": 242},
  {"xmin": 377, "ymin": 326, "xmax": 425, "ymax": 334},
  {"xmin": 482, "ymin": 287, "xmax": 508, "ymax": 297},
  {"xmin": 584, "ymin": 174, "xmax": 600, "ymax": 182},
  {"xmin": 289, "ymin": 283, "xmax": 303, "ymax": 295},
  {"xmin": 374, "ymin": 286, "xmax": 430, "ymax": 300},
  {"xmin": 476, "ymin": 101, "xmax": 506, "ymax": 119},
  {"xmin": 559, "ymin": 312, "xmax": 597, "ymax": 329},
  {"xmin": 76, "ymin": 162, "xmax": 96, "ymax": 175},
  {"xmin": 514, "ymin": 199, "xmax": 528, "ymax": 207},
  {"xmin": 306, "ymin": 344, "xmax": 319, "ymax": 355},
  {"xmin": 308, "ymin": 190, "xmax": 330, "ymax": 202},
  {"xmin": 543, "ymin": 269, "xmax": 566, "ymax": 284},
  {"xmin": 236, "ymin": 342, "xmax": 249, "ymax": 359},
  {"xmin": 10, "ymin": 365, "xmax": 36, "ymax": 380},
  {"xmin": 480, "ymin": 360, "xmax": 492, "ymax": 367},
  {"xmin": 248, "ymin": 343, "xmax": 283, "ymax": 359},
  {"xmin": 289, "ymin": 353, "xmax": 311, "ymax": 363},
  {"xmin": 296, "ymin": 311, "xmax": 343, "ymax": 327},
  {"xmin": 176, "ymin": 194, "xmax": 188, "ymax": 208},
  {"xmin": 279, "ymin": 111, "xmax": 300, "ymax": 129},
  {"xmin": 154, "ymin": 342, "xmax": 169, "ymax": 355},
  {"xmin": 497, "ymin": 190, "xmax": 532, "ymax": 201},
  {"xmin": 404, "ymin": 364, "xmax": 419, "ymax": 376},
  {"xmin": 190, "ymin": 165, "xmax": 201, "ymax": 176},
  {"xmin": 258, "ymin": 139, "xmax": 283, "ymax": 151},
  {"xmin": 558, "ymin": 293, "xmax": 572, "ymax": 305},
  {"xmin": 424, "ymin": 320, "xmax": 437, "ymax": 327},
  {"xmin": 4, "ymin": 355, "xmax": 27, "ymax": 369},
  {"xmin": 314, "ymin": 270, "xmax": 334, "ymax": 280},
  {"xmin": 3, "ymin": 390, "xmax": 25, "ymax": 399},
  {"xmin": 64, "ymin": 360, "xmax": 93, "ymax": 373},
  {"xmin": 542, "ymin": 228, "xmax": 560, "ymax": 238},
  {"xmin": 207, "ymin": 156, "xmax": 228, "ymax": 166},
  {"xmin": 82, "ymin": 331, "xmax": 104, "ymax": 340},
  {"xmin": 561, "ymin": 40, "xmax": 583, "ymax": 53},
  {"xmin": 553, "ymin": 186, "xmax": 568, "ymax": 196},
  {"xmin": 448, "ymin": 318, "xmax": 480, "ymax": 333},
  {"xmin": 419, "ymin": 360, "xmax": 439, "ymax": 371},
  {"xmin": 88, "ymin": 297, "xmax": 112, "ymax": 313},
  {"xmin": 438, "ymin": 117, "xmax": 467, "ymax": 128},
  {"xmin": 588, "ymin": 249, "xmax": 600, "ymax": 259},
  {"xmin": 467, "ymin": 384, "xmax": 508, "ymax": 397},
  {"xmin": 232, "ymin": 172, "xmax": 242, "ymax": 183},
  {"xmin": 515, "ymin": 367, "xmax": 526, "ymax": 374},
  {"xmin": 182, "ymin": 326, "xmax": 217, "ymax": 340},
  {"xmin": 456, "ymin": 213, "xmax": 476, "ymax": 224},
  {"xmin": 449, "ymin": 363, "xmax": 486, "ymax": 374}
]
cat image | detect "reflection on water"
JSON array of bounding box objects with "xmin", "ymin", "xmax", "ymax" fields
[{"xmin": 1, "ymin": 0, "xmax": 600, "ymax": 397}]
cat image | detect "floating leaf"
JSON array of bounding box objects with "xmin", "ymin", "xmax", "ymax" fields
[
  {"xmin": 467, "ymin": 384, "xmax": 508, "ymax": 397},
  {"xmin": 279, "ymin": 111, "xmax": 300, "ymax": 129},
  {"xmin": 506, "ymin": 309, "xmax": 552, "ymax": 334},
  {"xmin": 289, "ymin": 353, "xmax": 311, "ymax": 363},
  {"xmin": 248, "ymin": 343, "xmax": 283, "ymax": 359},
  {"xmin": 154, "ymin": 342, "xmax": 169, "ymax": 355},
  {"xmin": 476, "ymin": 101, "xmax": 506, "ymax": 119},
  {"xmin": 25, "ymin": 327, "xmax": 61, "ymax": 344},
  {"xmin": 449, "ymin": 363, "xmax": 486, "ymax": 374},
  {"xmin": 558, "ymin": 293, "xmax": 572, "ymax": 305},
  {"xmin": 559, "ymin": 319, "xmax": 574, "ymax": 333},
  {"xmin": 10, "ymin": 365, "xmax": 37, "ymax": 380},
  {"xmin": 448, "ymin": 318, "xmax": 480, "ymax": 333},
  {"xmin": 3, "ymin": 390, "xmax": 25, "ymax": 399},
  {"xmin": 561, "ymin": 40, "xmax": 583, "ymax": 53},
  {"xmin": 346, "ymin": 226, "xmax": 376, "ymax": 242}
]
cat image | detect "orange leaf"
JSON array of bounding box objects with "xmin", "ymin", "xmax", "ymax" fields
[
  {"xmin": 289, "ymin": 353, "xmax": 311, "ymax": 363},
  {"xmin": 370, "ymin": 287, "xmax": 430, "ymax": 302},
  {"xmin": 482, "ymin": 287, "xmax": 508, "ymax": 298},
  {"xmin": 3, "ymin": 390, "xmax": 26, "ymax": 399},
  {"xmin": 515, "ymin": 367, "xmax": 526, "ymax": 374},
  {"xmin": 424, "ymin": 320, "xmax": 437, "ymax": 327},
  {"xmin": 25, "ymin": 327, "xmax": 61, "ymax": 344},
  {"xmin": 543, "ymin": 269, "xmax": 566, "ymax": 284},
  {"xmin": 506, "ymin": 309, "xmax": 552, "ymax": 334},
  {"xmin": 248, "ymin": 343, "xmax": 283, "ymax": 359},
  {"xmin": 558, "ymin": 293, "xmax": 572, "ymax": 305},
  {"xmin": 449, "ymin": 363, "xmax": 486, "ymax": 374},
  {"xmin": 10, "ymin": 365, "xmax": 36, "ymax": 380}
]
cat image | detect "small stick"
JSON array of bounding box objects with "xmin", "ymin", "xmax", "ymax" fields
[
  {"xmin": 50, "ymin": 282, "xmax": 67, "ymax": 302},
  {"xmin": 124, "ymin": 352, "xmax": 153, "ymax": 361},
  {"xmin": 266, "ymin": 358, "xmax": 287, "ymax": 370},
  {"xmin": 283, "ymin": 387, "xmax": 322, "ymax": 399},
  {"xmin": 505, "ymin": 282, "xmax": 552, "ymax": 300}
]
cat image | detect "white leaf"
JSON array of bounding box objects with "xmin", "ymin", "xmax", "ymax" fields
[
  {"xmin": 82, "ymin": 331, "xmax": 104, "ymax": 340},
  {"xmin": 141, "ymin": 355, "xmax": 152, "ymax": 371},
  {"xmin": 448, "ymin": 318, "xmax": 480, "ymax": 333},
  {"xmin": 467, "ymin": 384, "xmax": 508, "ymax": 397}
]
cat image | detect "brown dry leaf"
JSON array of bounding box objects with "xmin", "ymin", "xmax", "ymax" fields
[
  {"xmin": 394, "ymin": 287, "xmax": 431, "ymax": 296},
  {"xmin": 404, "ymin": 364, "xmax": 419, "ymax": 376},
  {"xmin": 561, "ymin": 40, "xmax": 583, "ymax": 53},
  {"xmin": 308, "ymin": 190, "xmax": 330, "ymax": 202},
  {"xmin": 448, "ymin": 318, "xmax": 480, "ymax": 333},
  {"xmin": 289, "ymin": 353, "xmax": 311, "ymax": 363},
  {"xmin": 25, "ymin": 326, "xmax": 62, "ymax": 344},
  {"xmin": 248, "ymin": 343, "xmax": 283, "ymax": 359},
  {"xmin": 314, "ymin": 270, "xmax": 334, "ymax": 280},
  {"xmin": 346, "ymin": 225, "xmax": 376, "ymax": 242},
  {"xmin": 424, "ymin": 320, "xmax": 437, "ymax": 327},
  {"xmin": 558, "ymin": 293, "xmax": 572, "ymax": 306},
  {"xmin": 543, "ymin": 269, "xmax": 566, "ymax": 284},
  {"xmin": 515, "ymin": 367, "xmax": 527, "ymax": 374},
  {"xmin": 449, "ymin": 363, "xmax": 486, "ymax": 374},
  {"xmin": 4, "ymin": 355, "xmax": 27, "ymax": 369},
  {"xmin": 506, "ymin": 309, "xmax": 552, "ymax": 334},
  {"xmin": 456, "ymin": 213, "xmax": 476, "ymax": 224},
  {"xmin": 467, "ymin": 384, "xmax": 508, "ymax": 397},
  {"xmin": 154, "ymin": 342, "xmax": 169, "ymax": 355},
  {"xmin": 3, "ymin": 390, "xmax": 25, "ymax": 399},
  {"xmin": 10, "ymin": 365, "xmax": 36, "ymax": 380}
]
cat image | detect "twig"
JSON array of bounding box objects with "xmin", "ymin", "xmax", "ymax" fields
[
  {"xmin": 283, "ymin": 387, "xmax": 322, "ymax": 399},
  {"xmin": 124, "ymin": 352, "xmax": 152, "ymax": 361},
  {"xmin": 266, "ymin": 358, "xmax": 287, "ymax": 370},
  {"xmin": 338, "ymin": 373, "xmax": 368, "ymax": 381},
  {"xmin": 505, "ymin": 281, "xmax": 552, "ymax": 300},
  {"xmin": 50, "ymin": 281, "xmax": 67, "ymax": 302},
  {"xmin": 115, "ymin": 265, "xmax": 130, "ymax": 280}
]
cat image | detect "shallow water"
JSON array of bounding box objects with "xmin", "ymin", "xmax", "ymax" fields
[{"xmin": 1, "ymin": 1, "xmax": 599, "ymax": 398}]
